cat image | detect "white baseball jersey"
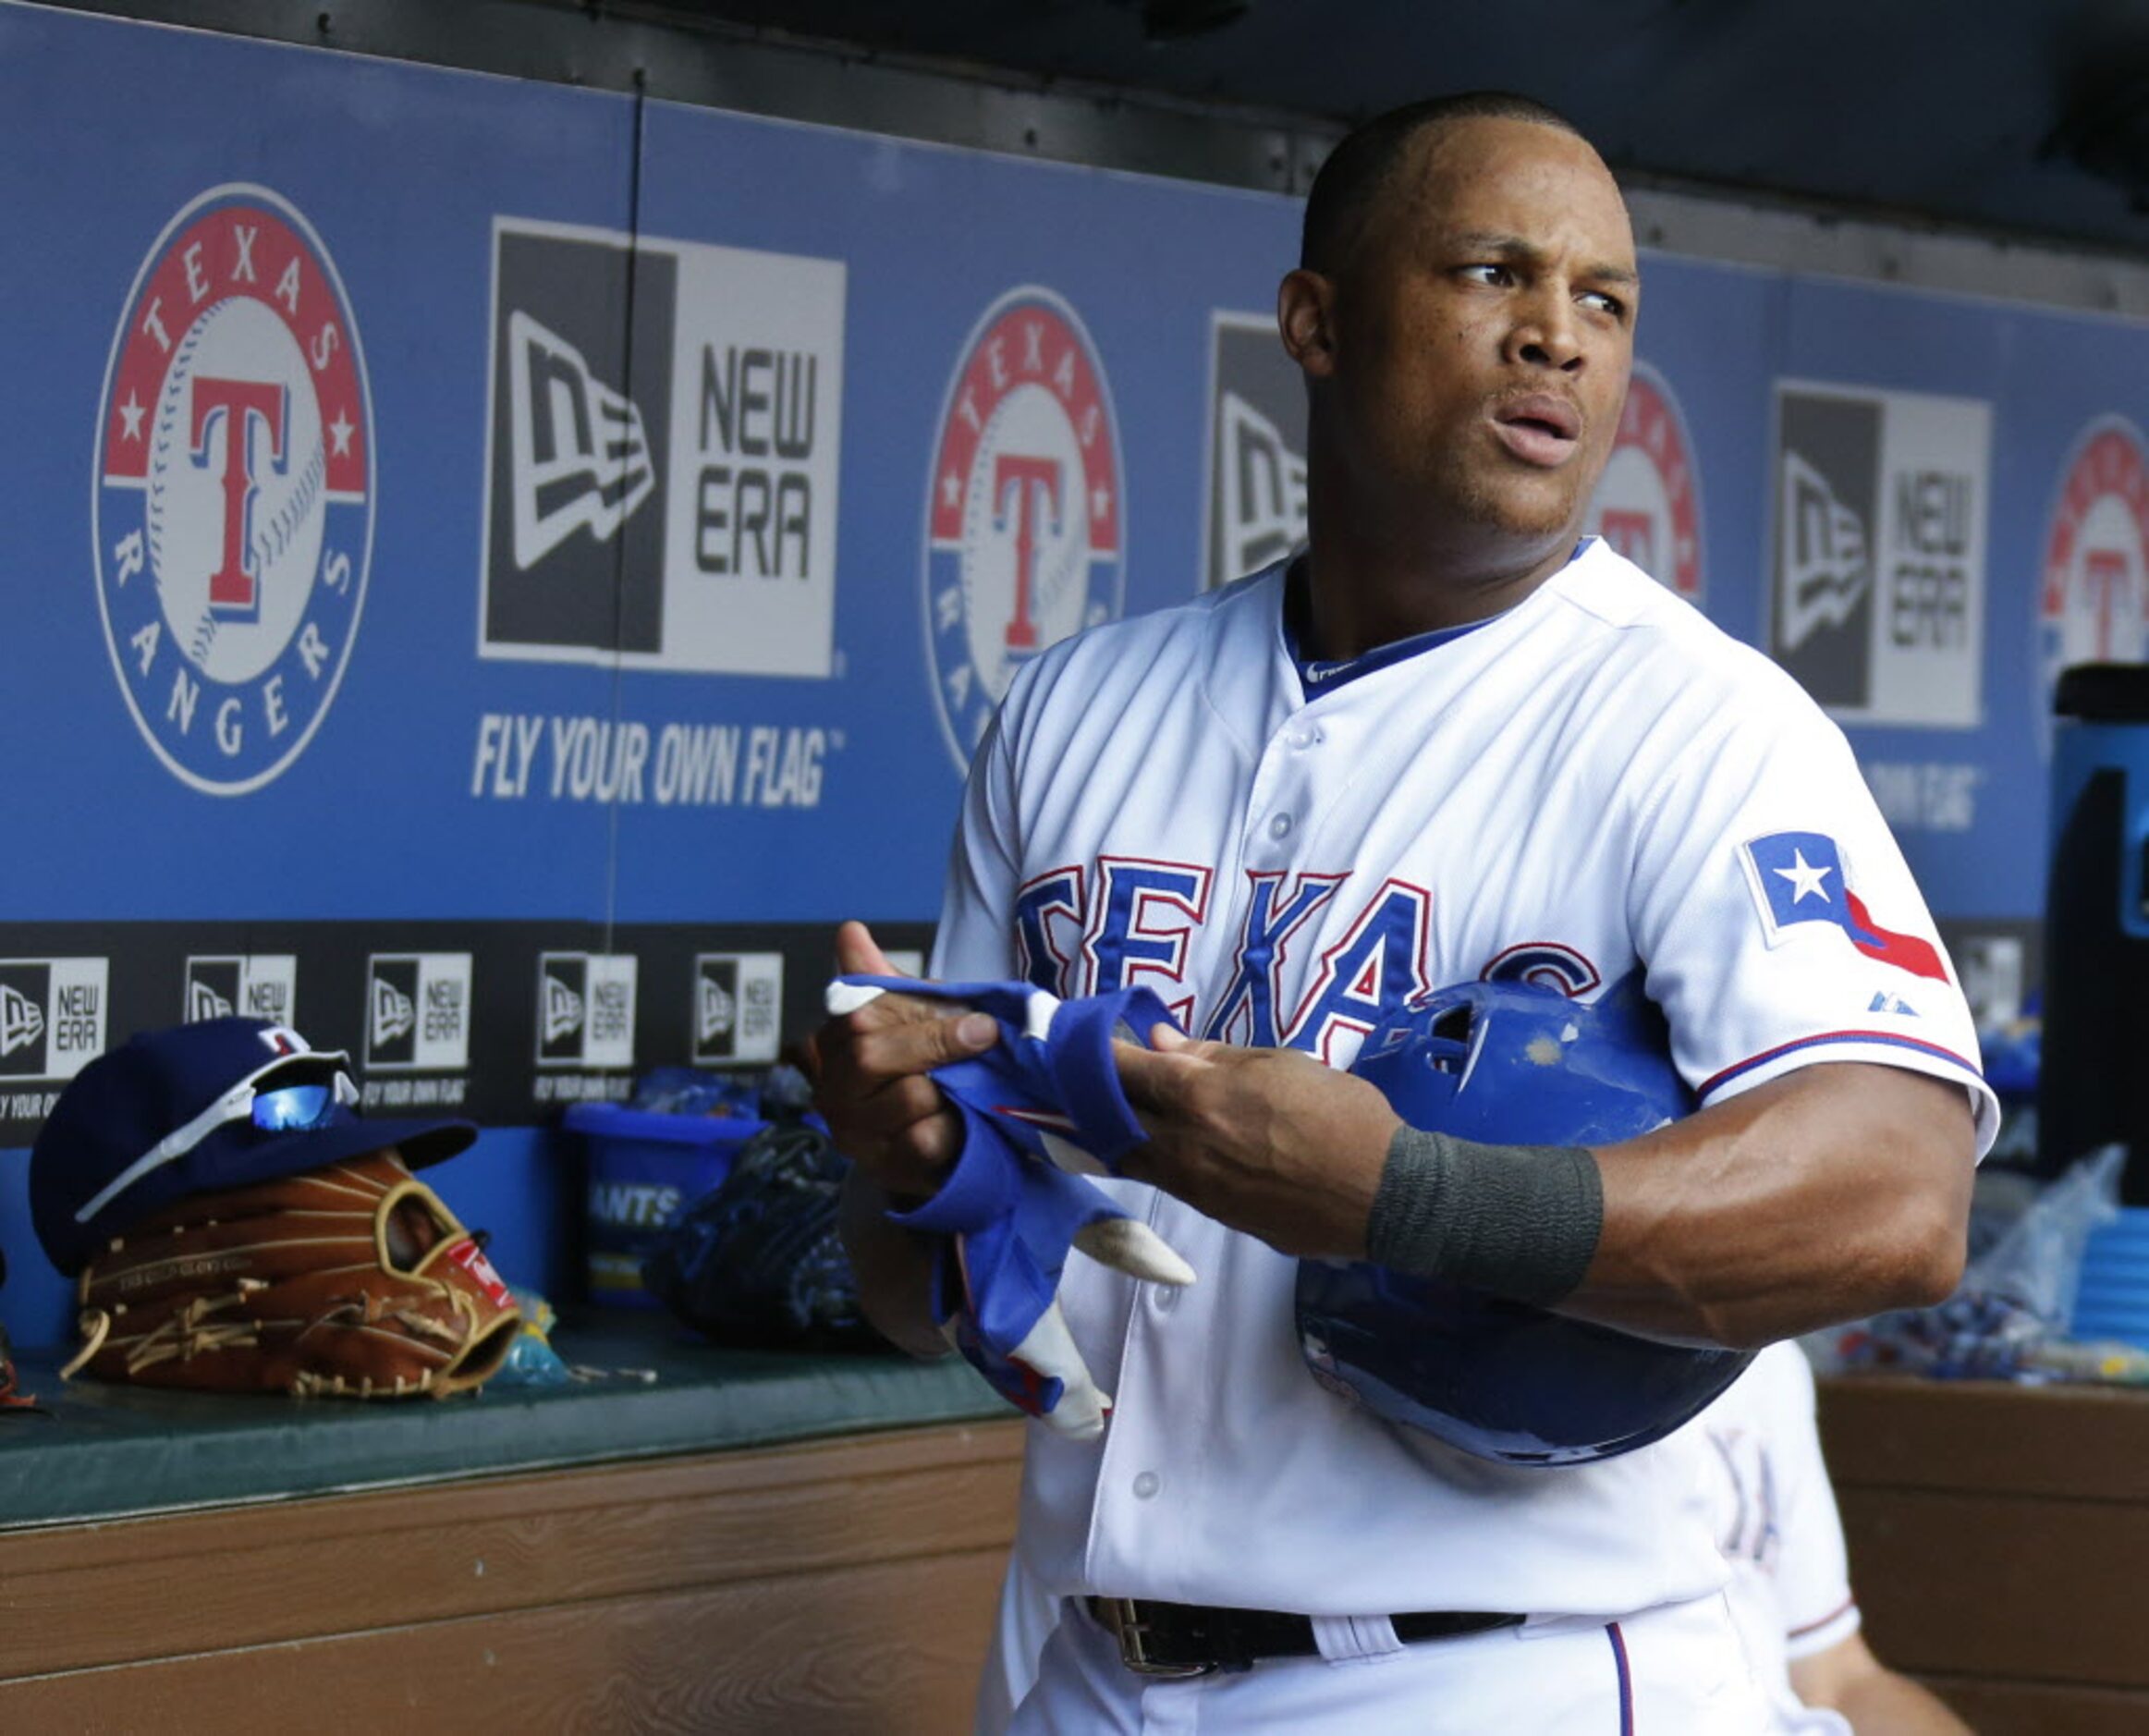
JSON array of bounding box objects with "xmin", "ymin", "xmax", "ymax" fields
[
  {"xmin": 1696, "ymin": 1341, "xmax": 1862, "ymax": 1736},
  {"xmin": 931, "ymin": 539, "xmax": 1998, "ymax": 1621},
  {"xmin": 998, "ymin": 1584, "xmax": 1773, "ymax": 1733},
  {"xmin": 974, "ymin": 1346, "xmax": 1850, "ymax": 1735}
]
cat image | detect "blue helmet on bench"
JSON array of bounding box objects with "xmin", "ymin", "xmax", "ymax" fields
[{"xmin": 1297, "ymin": 970, "xmax": 1752, "ymax": 1467}]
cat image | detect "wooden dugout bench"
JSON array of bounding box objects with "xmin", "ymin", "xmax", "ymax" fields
[
  {"xmin": 1818, "ymin": 1374, "xmax": 2149, "ymax": 1736},
  {"xmin": 2, "ymin": 1332, "xmax": 2142, "ymax": 1733},
  {"xmin": 0, "ymin": 1318, "xmax": 1021, "ymax": 1733}
]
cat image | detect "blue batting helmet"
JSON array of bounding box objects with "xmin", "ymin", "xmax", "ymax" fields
[{"xmin": 1296, "ymin": 970, "xmax": 1752, "ymax": 1466}]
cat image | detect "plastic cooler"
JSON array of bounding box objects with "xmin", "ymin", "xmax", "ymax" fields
[
  {"xmin": 2039, "ymin": 665, "xmax": 2149, "ymax": 1204},
  {"xmin": 2071, "ymin": 1204, "xmax": 2149, "ymax": 1351},
  {"xmin": 565, "ymin": 1103, "xmax": 765, "ymax": 1308}
]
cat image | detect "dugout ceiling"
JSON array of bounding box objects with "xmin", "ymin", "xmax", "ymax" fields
[
  {"xmin": 42, "ymin": 0, "xmax": 2149, "ymax": 256},
  {"xmin": 642, "ymin": 0, "xmax": 2149, "ymax": 256}
]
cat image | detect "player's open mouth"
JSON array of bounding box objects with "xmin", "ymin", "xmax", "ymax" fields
[{"xmin": 1490, "ymin": 396, "xmax": 1581, "ymax": 467}]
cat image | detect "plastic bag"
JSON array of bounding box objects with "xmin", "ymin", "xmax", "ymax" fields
[
  {"xmin": 1822, "ymin": 1144, "xmax": 2125, "ymax": 1380},
  {"xmin": 629, "ymin": 1065, "xmax": 763, "ymax": 1119},
  {"xmin": 489, "ymin": 1286, "xmax": 577, "ymax": 1388},
  {"xmin": 1972, "ymin": 1143, "xmax": 2125, "ymax": 1326},
  {"xmin": 626, "ymin": 1061, "xmax": 816, "ymax": 1123}
]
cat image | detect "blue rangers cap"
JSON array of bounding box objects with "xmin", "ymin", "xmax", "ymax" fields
[{"xmin": 31, "ymin": 1017, "xmax": 475, "ymax": 1275}]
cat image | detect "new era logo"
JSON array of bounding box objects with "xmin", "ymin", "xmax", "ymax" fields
[
  {"xmin": 537, "ymin": 952, "xmax": 636, "ymax": 1068},
  {"xmin": 0, "ymin": 982, "xmax": 44, "ymax": 1059},
  {"xmin": 189, "ymin": 977, "xmax": 234, "ymax": 1021},
  {"xmin": 1770, "ymin": 382, "xmax": 1989, "ymax": 726},
  {"xmin": 1216, "ymin": 392, "xmax": 1307, "ymax": 587},
  {"xmin": 482, "ymin": 220, "xmax": 844, "ymax": 676},
  {"xmin": 699, "ymin": 965, "xmax": 737, "ymax": 1046},
  {"xmin": 367, "ymin": 954, "xmax": 473, "ymax": 1072},
  {"xmin": 184, "ymin": 956, "xmax": 297, "ymax": 1027},
  {"xmin": 0, "ymin": 959, "xmax": 108, "ymax": 1080},
  {"xmin": 373, "ymin": 972, "xmax": 416, "ymax": 1048},
  {"xmin": 1203, "ymin": 312, "xmax": 1307, "ymax": 591},
  {"xmin": 1778, "ymin": 451, "xmax": 1871, "ymax": 651},
  {"xmin": 691, "ymin": 952, "xmax": 783, "ymax": 1065},
  {"xmin": 507, "ymin": 310, "xmax": 654, "ymax": 569},
  {"xmin": 543, "ymin": 970, "xmax": 585, "ymax": 1047}
]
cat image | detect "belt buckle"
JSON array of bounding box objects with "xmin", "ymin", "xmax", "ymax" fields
[{"xmin": 1095, "ymin": 1597, "xmax": 1217, "ymax": 1680}]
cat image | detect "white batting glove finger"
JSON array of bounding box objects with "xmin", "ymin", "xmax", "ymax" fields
[
  {"xmin": 1005, "ymin": 1295, "xmax": 1113, "ymax": 1442},
  {"xmin": 1038, "ymin": 1126, "xmax": 1111, "ymax": 1178},
  {"xmin": 824, "ymin": 981, "xmax": 887, "ymax": 1017},
  {"xmin": 1072, "ymin": 1216, "xmax": 1197, "ymax": 1288}
]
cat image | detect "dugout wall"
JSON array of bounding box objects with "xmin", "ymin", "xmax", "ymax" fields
[{"xmin": 1, "ymin": 0, "xmax": 2143, "ymax": 1332}]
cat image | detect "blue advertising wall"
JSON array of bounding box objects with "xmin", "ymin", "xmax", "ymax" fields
[{"xmin": 0, "ymin": 3, "xmax": 2142, "ymax": 1339}]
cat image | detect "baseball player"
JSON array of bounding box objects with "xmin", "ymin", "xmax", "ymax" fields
[
  {"xmin": 818, "ymin": 91, "xmax": 1996, "ymax": 1732},
  {"xmin": 1703, "ymin": 1341, "xmax": 1974, "ymax": 1735},
  {"xmin": 976, "ymin": 1341, "xmax": 1976, "ymax": 1734}
]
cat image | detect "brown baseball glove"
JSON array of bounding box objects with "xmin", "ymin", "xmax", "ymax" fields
[
  {"xmin": 63, "ymin": 1150, "xmax": 523, "ymax": 1400},
  {"xmin": 0, "ymin": 1322, "xmax": 41, "ymax": 1414}
]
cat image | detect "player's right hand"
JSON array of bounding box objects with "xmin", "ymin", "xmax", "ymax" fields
[{"xmin": 808, "ymin": 921, "xmax": 996, "ymax": 1197}]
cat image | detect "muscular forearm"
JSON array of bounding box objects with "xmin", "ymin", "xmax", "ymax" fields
[
  {"xmin": 1831, "ymin": 1669, "xmax": 1975, "ymax": 1735},
  {"xmin": 1117, "ymin": 1031, "xmax": 1976, "ymax": 1350},
  {"xmin": 1569, "ymin": 1063, "xmax": 1976, "ymax": 1347},
  {"xmin": 837, "ymin": 1170, "xmax": 952, "ymax": 1360},
  {"xmin": 1790, "ymin": 1634, "xmax": 1974, "ymax": 1734}
]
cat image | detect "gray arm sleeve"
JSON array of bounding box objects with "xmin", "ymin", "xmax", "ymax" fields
[{"xmin": 1363, "ymin": 1125, "xmax": 1605, "ymax": 1308}]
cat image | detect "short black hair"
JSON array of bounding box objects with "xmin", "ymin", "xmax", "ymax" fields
[{"xmin": 1300, "ymin": 92, "xmax": 1586, "ymax": 275}]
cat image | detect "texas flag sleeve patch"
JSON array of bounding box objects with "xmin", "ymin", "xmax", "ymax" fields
[{"xmin": 1740, "ymin": 831, "xmax": 1949, "ymax": 984}]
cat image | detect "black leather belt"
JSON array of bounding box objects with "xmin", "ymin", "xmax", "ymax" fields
[{"xmin": 1087, "ymin": 1595, "xmax": 1524, "ymax": 1677}]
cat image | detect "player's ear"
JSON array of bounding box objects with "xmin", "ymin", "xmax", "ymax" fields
[{"xmin": 1278, "ymin": 269, "xmax": 1337, "ymax": 379}]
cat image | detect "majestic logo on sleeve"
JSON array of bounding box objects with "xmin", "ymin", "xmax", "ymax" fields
[
  {"xmin": 2038, "ymin": 416, "xmax": 2149, "ymax": 755},
  {"xmin": 1740, "ymin": 831, "xmax": 1948, "ymax": 983},
  {"xmin": 923, "ymin": 287, "xmax": 1124, "ymax": 772},
  {"xmin": 94, "ymin": 186, "xmax": 372, "ymax": 794},
  {"xmin": 1586, "ymin": 360, "xmax": 1703, "ymax": 601}
]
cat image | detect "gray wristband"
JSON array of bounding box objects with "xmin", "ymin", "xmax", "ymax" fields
[{"xmin": 1364, "ymin": 1125, "xmax": 1604, "ymax": 1308}]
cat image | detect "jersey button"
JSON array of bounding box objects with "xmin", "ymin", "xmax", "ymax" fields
[
  {"xmin": 1268, "ymin": 813, "xmax": 1293, "ymax": 839},
  {"xmin": 1153, "ymin": 1283, "xmax": 1179, "ymax": 1314},
  {"xmin": 1133, "ymin": 1471, "xmax": 1162, "ymax": 1500}
]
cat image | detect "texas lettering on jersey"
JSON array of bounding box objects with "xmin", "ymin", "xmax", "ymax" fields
[
  {"xmin": 1012, "ymin": 857, "xmax": 1589, "ymax": 1060},
  {"xmin": 1012, "ymin": 844, "xmax": 1950, "ymax": 1063}
]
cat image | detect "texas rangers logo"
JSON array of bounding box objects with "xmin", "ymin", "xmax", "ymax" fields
[
  {"xmin": 1740, "ymin": 831, "xmax": 1948, "ymax": 983},
  {"xmin": 922, "ymin": 287, "xmax": 1125, "ymax": 772},
  {"xmin": 1586, "ymin": 359, "xmax": 1702, "ymax": 600},
  {"xmin": 94, "ymin": 185, "xmax": 372, "ymax": 795},
  {"xmin": 2037, "ymin": 415, "xmax": 2149, "ymax": 754}
]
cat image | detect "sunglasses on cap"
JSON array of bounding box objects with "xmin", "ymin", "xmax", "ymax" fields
[{"xmin": 74, "ymin": 1056, "xmax": 362, "ymax": 1228}]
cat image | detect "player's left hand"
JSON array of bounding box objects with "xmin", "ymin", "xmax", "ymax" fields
[{"xmin": 1113, "ymin": 1026, "xmax": 1400, "ymax": 1260}]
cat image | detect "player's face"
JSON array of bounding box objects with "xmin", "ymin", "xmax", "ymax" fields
[{"xmin": 1322, "ymin": 118, "xmax": 1637, "ymax": 558}]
